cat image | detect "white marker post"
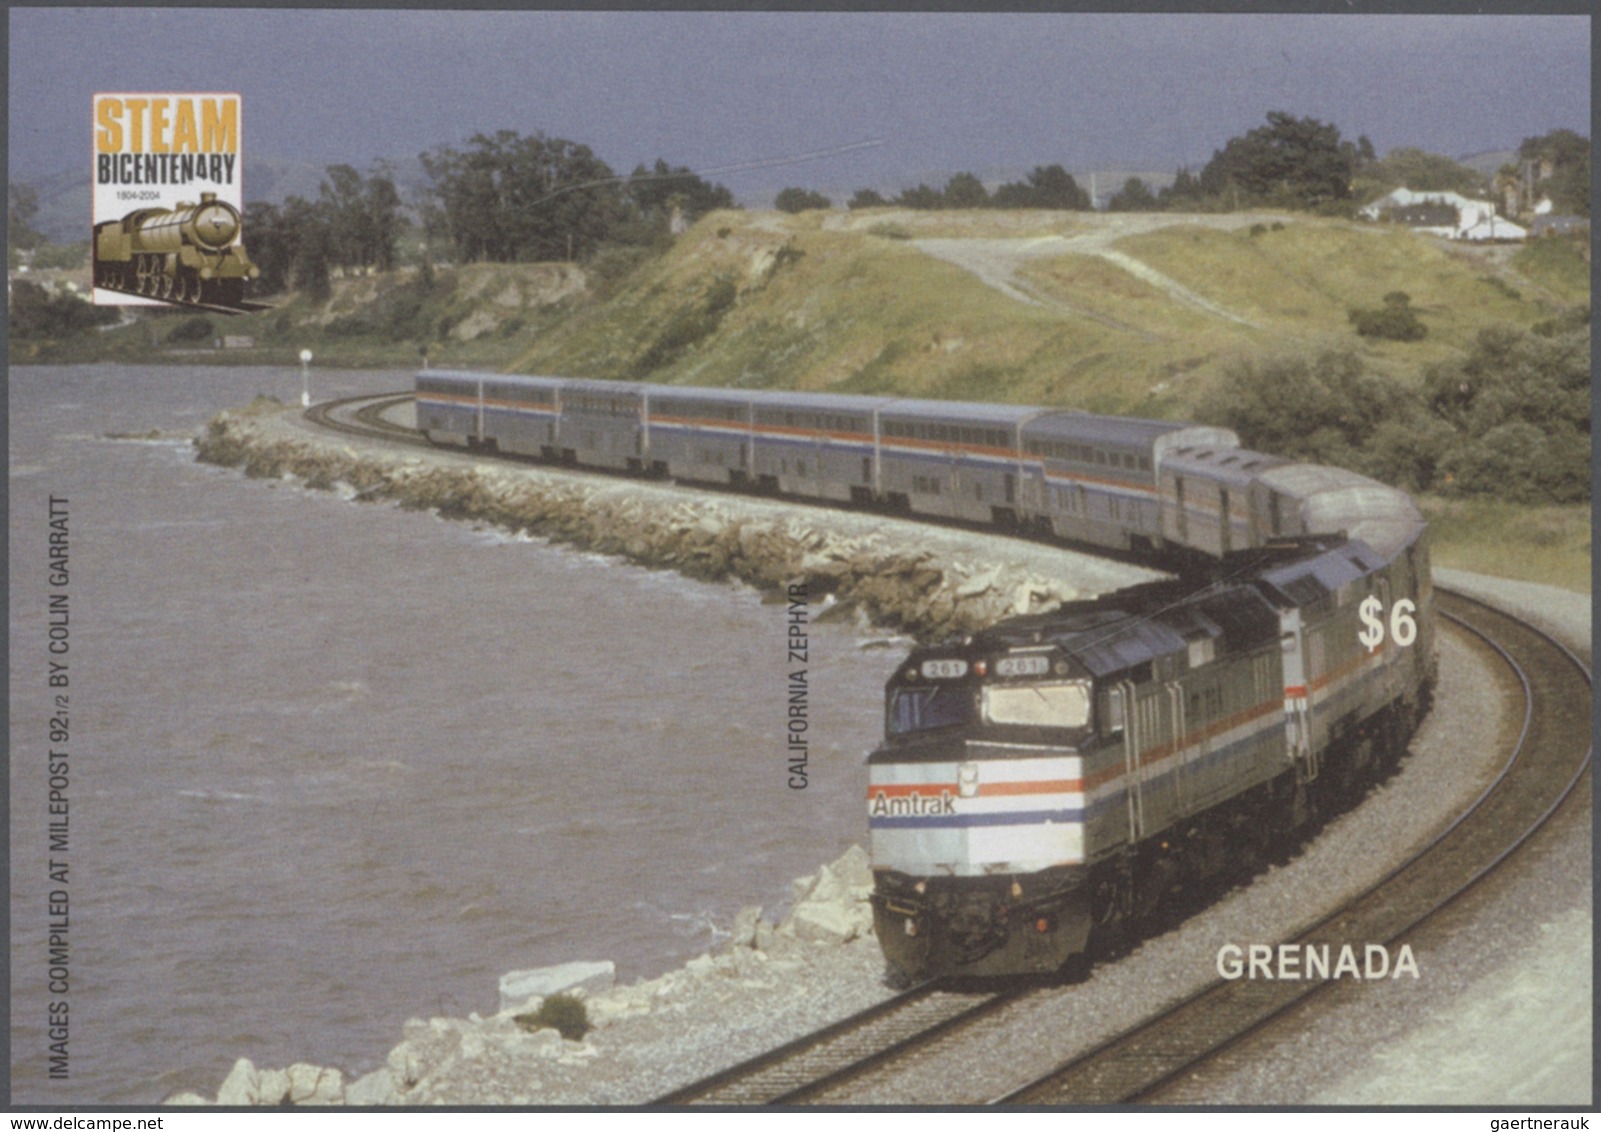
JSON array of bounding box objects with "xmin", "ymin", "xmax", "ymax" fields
[{"xmin": 299, "ymin": 348, "xmax": 313, "ymax": 408}]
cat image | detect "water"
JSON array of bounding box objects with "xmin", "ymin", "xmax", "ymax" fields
[{"xmin": 8, "ymin": 365, "xmax": 903, "ymax": 1103}]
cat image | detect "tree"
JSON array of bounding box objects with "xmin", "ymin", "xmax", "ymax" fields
[
  {"xmin": 1200, "ymin": 111, "xmax": 1356, "ymax": 209},
  {"xmin": 1365, "ymin": 147, "xmax": 1486, "ymax": 196},
  {"xmin": 8, "ymin": 182, "xmax": 44, "ymax": 251},
  {"xmin": 420, "ymin": 130, "xmax": 625, "ymax": 262},
  {"xmin": 942, "ymin": 172, "xmax": 989, "ymax": 209},
  {"xmin": 242, "ymin": 202, "xmax": 294, "ymax": 295},
  {"xmin": 774, "ymin": 187, "xmax": 831, "ymax": 213},
  {"xmin": 1107, "ymin": 177, "xmax": 1160, "ymax": 212},
  {"xmin": 626, "ymin": 159, "xmax": 735, "ymax": 229},
  {"xmin": 991, "ymin": 165, "xmax": 1090, "ymax": 210},
  {"xmin": 1158, "ymin": 167, "xmax": 1204, "ymax": 210},
  {"xmin": 283, "ymin": 196, "xmax": 332, "ymax": 301},
  {"xmin": 9, "ymin": 280, "xmax": 119, "ymax": 338},
  {"xmin": 848, "ymin": 188, "xmax": 887, "ymax": 210},
  {"xmin": 1520, "ymin": 128, "xmax": 1590, "ymax": 217},
  {"xmin": 892, "ymin": 183, "xmax": 945, "ymax": 210}
]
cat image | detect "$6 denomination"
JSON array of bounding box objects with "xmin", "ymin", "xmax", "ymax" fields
[{"xmin": 1358, "ymin": 595, "xmax": 1417, "ymax": 652}]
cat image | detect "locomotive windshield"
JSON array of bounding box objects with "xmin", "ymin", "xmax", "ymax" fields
[
  {"xmin": 981, "ymin": 681, "xmax": 1092, "ymax": 728},
  {"xmin": 888, "ymin": 684, "xmax": 976, "ymax": 735}
]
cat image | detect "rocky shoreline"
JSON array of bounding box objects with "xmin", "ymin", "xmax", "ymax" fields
[
  {"xmin": 170, "ymin": 846, "xmax": 894, "ymax": 1106},
  {"xmin": 193, "ymin": 400, "xmax": 1160, "ymax": 645},
  {"xmin": 176, "ymin": 402, "xmax": 1157, "ymax": 1106}
]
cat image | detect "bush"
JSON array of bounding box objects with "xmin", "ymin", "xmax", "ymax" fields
[
  {"xmin": 1197, "ymin": 350, "xmax": 1415, "ymax": 472},
  {"xmin": 633, "ymin": 276, "xmax": 738, "ymax": 375},
  {"xmin": 9, "ymin": 280, "xmax": 120, "ymax": 339},
  {"xmin": 1201, "ymin": 324, "xmax": 1590, "ymax": 504},
  {"xmin": 1348, "ymin": 291, "xmax": 1426, "ymax": 341},
  {"xmin": 31, "ymin": 241, "xmax": 90, "ymax": 270},
  {"xmin": 774, "ymin": 187, "xmax": 831, "ymax": 213},
  {"xmin": 514, "ymin": 993, "xmax": 590, "ymax": 1040},
  {"xmin": 166, "ymin": 316, "xmax": 216, "ymax": 343}
]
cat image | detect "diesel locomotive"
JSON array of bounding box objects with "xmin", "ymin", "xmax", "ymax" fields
[
  {"xmin": 92, "ymin": 191, "xmax": 259, "ymax": 308},
  {"xmin": 413, "ymin": 369, "xmax": 1436, "ymax": 979}
]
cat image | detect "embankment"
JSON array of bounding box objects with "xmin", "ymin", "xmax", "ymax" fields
[{"xmin": 194, "ymin": 401, "xmax": 1159, "ymax": 643}]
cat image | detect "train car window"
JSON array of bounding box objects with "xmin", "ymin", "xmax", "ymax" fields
[
  {"xmin": 1139, "ymin": 456, "xmax": 1152, "ymax": 471},
  {"xmin": 1095, "ymin": 451, "xmax": 1107, "ymax": 465}
]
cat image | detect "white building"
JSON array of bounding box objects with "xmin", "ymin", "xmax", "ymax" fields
[{"xmin": 1360, "ymin": 188, "xmax": 1526, "ymax": 242}]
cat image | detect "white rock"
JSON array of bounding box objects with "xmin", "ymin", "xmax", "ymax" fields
[
  {"xmin": 164, "ymin": 1092, "xmax": 210, "ymax": 1106},
  {"xmin": 787, "ymin": 900, "xmax": 863, "ymax": 945},
  {"xmin": 216, "ymin": 1058, "xmax": 257, "ymax": 1106},
  {"xmin": 956, "ymin": 566, "xmax": 1001, "ymax": 597},
  {"xmin": 251, "ymin": 1068, "xmax": 291, "ymax": 1105},
  {"xmin": 344, "ymin": 1068, "xmax": 398, "ymax": 1107},
  {"xmin": 498, "ymin": 960, "xmax": 616, "ymax": 1013},
  {"xmin": 729, "ymin": 904, "xmax": 764, "ymax": 949},
  {"xmin": 286, "ymin": 1063, "xmax": 344, "ymax": 1106}
]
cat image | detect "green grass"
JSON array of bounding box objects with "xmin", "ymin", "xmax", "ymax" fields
[
  {"xmin": 1419, "ymin": 496, "xmax": 1591, "ymax": 594},
  {"xmin": 17, "ymin": 208, "xmax": 1591, "ymax": 432},
  {"xmin": 1510, "ymin": 235, "xmax": 1591, "ymax": 306}
]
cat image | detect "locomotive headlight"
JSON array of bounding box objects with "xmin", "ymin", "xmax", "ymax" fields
[{"xmin": 958, "ymin": 762, "xmax": 980, "ymax": 798}]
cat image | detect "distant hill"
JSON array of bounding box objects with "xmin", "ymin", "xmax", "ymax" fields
[{"xmin": 1455, "ymin": 149, "xmax": 1518, "ymax": 179}]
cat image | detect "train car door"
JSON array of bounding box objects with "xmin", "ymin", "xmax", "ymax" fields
[
  {"xmin": 1115, "ymin": 680, "xmax": 1145, "ymax": 843},
  {"xmin": 1165, "ymin": 680, "xmax": 1186, "ymax": 813},
  {"xmin": 1279, "ymin": 609, "xmax": 1316, "ymax": 782}
]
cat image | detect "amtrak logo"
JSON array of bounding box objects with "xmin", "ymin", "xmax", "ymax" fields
[{"xmin": 869, "ymin": 790, "xmax": 957, "ymax": 817}]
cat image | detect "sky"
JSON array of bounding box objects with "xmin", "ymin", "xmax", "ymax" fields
[{"xmin": 7, "ymin": 8, "xmax": 1592, "ymax": 202}]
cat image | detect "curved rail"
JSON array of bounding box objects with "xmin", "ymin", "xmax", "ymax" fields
[
  {"xmin": 297, "ymin": 398, "xmax": 1587, "ymax": 1105},
  {"xmin": 992, "ymin": 590, "xmax": 1590, "ymax": 1105},
  {"xmin": 302, "ymin": 393, "xmax": 431, "ymax": 448},
  {"xmin": 650, "ymin": 981, "xmax": 1024, "ymax": 1105}
]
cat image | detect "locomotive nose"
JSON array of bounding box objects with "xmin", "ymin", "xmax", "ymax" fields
[{"xmin": 191, "ymin": 201, "xmax": 239, "ymax": 250}]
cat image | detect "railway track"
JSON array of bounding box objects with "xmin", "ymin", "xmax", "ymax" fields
[
  {"xmin": 650, "ymin": 981, "xmax": 1025, "ymax": 1105},
  {"xmin": 993, "ymin": 590, "xmax": 1590, "ymax": 1106},
  {"xmin": 301, "ymin": 396, "xmax": 1589, "ymax": 1106},
  {"xmin": 302, "ymin": 393, "xmax": 431, "ymax": 448},
  {"xmin": 645, "ymin": 599, "xmax": 1588, "ymax": 1106}
]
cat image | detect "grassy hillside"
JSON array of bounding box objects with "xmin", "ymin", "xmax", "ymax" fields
[
  {"xmin": 18, "ymin": 205, "xmax": 1589, "ymax": 593},
  {"xmin": 504, "ymin": 208, "xmax": 1587, "ymax": 421}
]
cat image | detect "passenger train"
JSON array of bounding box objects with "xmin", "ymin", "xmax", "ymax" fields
[{"xmin": 414, "ymin": 368, "xmax": 1436, "ymax": 979}]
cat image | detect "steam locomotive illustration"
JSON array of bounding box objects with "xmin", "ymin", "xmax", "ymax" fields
[
  {"xmin": 414, "ymin": 369, "xmax": 1436, "ymax": 979},
  {"xmin": 92, "ymin": 191, "xmax": 259, "ymax": 309}
]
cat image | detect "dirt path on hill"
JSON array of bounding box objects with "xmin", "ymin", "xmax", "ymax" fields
[{"xmin": 902, "ymin": 211, "xmax": 1280, "ymax": 329}]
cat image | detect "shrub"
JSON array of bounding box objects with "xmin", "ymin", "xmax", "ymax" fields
[
  {"xmin": 774, "ymin": 187, "xmax": 831, "ymax": 213},
  {"xmin": 1348, "ymin": 291, "xmax": 1426, "ymax": 341},
  {"xmin": 8, "ymin": 280, "xmax": 120, "ymax": 339},
  {"xmin": 514, "ymin": 993, "xmax": 591, "ymax": 1041},
  {"xmin": 166, "ymin": 316, "xmax": 216, "ymax": 343},
  {"xmin": 633, "ymin": 276, "xmax": 738, "ymax": 375}
]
